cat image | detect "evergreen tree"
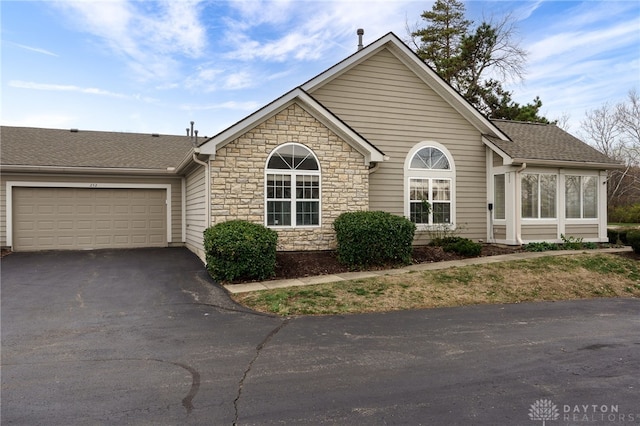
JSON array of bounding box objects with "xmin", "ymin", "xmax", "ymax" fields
[{"xmin": 411, "ymin": 0, "xmax": 551, "ymax": 123}]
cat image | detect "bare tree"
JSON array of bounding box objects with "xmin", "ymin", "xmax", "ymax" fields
[
  {"xmin": 581, "ymin": 89, "xmax": 640, "ymax": 208},
  {"xmin": 616, "ymin": 89, "xmax": 640, "ymax": 166}
]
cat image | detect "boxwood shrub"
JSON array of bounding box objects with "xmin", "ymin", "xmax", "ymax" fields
[
  {"xmin": 203, "ymin": 220, "xmax": 278, "ymax": 282},
  {"xmin": 627, "ymin": 230, "xmax": 640, "ymax": 254},
  {"xmin": 333, "ymin": 211, "xmax": 416, "ymax": 269},
  {"xmin": 607, "ymin": 228, "xmax": 633, "ymax": 245}
]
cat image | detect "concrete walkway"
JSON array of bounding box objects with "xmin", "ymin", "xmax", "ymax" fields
[{"xmin": 224, "ymin": 247, "xmax": 633, "ymax": 294}]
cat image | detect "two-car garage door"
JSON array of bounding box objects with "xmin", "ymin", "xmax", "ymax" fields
[{"xmin": 12, "ymin": 187, "xmax": 167, "ymax": 251}]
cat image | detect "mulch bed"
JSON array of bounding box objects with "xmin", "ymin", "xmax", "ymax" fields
[{"xmin": 274, "ymin": 244, "xmax": 523, "ymax": 281}]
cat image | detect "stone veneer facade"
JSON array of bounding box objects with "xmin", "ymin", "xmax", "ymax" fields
[{"xmin": 209, "ymin": 103, "xmax": 370, "ymax": 251}]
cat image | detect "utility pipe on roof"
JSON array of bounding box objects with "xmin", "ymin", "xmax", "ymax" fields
[{"xmin": 515, "ymin": 162, "xmax": 527, "ymax": 245}]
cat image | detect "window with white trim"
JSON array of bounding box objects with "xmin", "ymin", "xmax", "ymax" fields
[
  {"xmin": 265, "ymin": 144, "xmax": 320, "ymax": 227},
  {"xmin": 565, "ymin": 175, "xmax": 598, "ymax": 219},
  {"xmin": 521, "ymin": 173, "xmax": 556, "ymax": 219},
  {"xmin": 406, "ymin": 144, "xmax": 455, "ymax": 226}
]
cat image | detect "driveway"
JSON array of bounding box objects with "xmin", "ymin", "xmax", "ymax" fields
[{"xmin": 2, "ymin": 248, "xmax": 639, "ymax": 425}]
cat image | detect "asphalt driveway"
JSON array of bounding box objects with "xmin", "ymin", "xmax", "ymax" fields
[{"xmin": 2, "ymin": 248, "xmax": 639, "ymax": 425}]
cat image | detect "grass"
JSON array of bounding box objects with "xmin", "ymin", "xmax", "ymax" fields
[{"xmin": 232, "ymin": 254, "xmax": 640, "ymax": 316}]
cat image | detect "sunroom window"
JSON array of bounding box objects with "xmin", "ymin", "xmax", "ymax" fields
[
  {"xmin": 566, "ymin": 175, "xmax": 597, "ymax": 219},
  {"xmin": 266, "ymin": 144, "xmax": 320, "ymax": 227},
  {"xmin": 521, "ymin": 173, "xmax": 556, "ymax": 219},
  {"xmin": 406, "ymin": 144, "xmax": 455, "ymax": 226}
]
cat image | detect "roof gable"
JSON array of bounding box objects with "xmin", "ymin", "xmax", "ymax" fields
[
  {"xmin": 198, "ymin": 88, "xmax": 385, "ymax": 164},
  {"xmin": 301, "ymin": 32, "xmax": 510, "ymax": 141}
]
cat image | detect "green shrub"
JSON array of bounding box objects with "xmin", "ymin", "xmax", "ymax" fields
[
  {"xmin": 608, "ymin": 228, "xmax": 635, "ymax": 245},
  {"xmin": 609, "ymin": 203, "xmax": 640, "ymax": 223},
  {"xmin": 333, "ymin": 211, "xmax": 416, "ymax": 269},
  {"xmin": 437, "ymin": 237, "xmax": 482, "ymax": 257},
  {"xmin": 627, "ymin": 230, "xmax": 640, "ymax": 254},
  {"xmin": 524, "ymin": 242, "xmax": 560, "ymax": 252},
  {"xmin": 203, "ymin": 220, "xmax": 278, "ymax": 282}
]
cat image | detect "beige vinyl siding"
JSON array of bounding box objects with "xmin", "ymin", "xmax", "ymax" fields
[
  {"xmin": 1, "ymin": 173, "xmax": 183, "ymax": 248},
  {"xmin": 311, "ymin": 47, "xmax": 487, "ymax": 240},
  {"xmin": 522, "ymin": 224, "xmax": 558, "ymax": 241},
  {"xmin": 185, "ymin": 165, "xmax": 207, "ymax": 261},
  {"xmin": 0, "ymin": 178, "xmax": 6, "ymax": 247},
  {"xmin": 564, "ymin": 224, "xmax": 598, "ymax": 239}
]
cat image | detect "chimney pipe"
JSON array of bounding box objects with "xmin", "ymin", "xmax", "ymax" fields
[
  {"xmin": 357, "ymin": 28, "xmax": 364, "ymax": 51},
  {"xmin": 190, "ymin": 121, "xmax": 195, "ymax": 138}
]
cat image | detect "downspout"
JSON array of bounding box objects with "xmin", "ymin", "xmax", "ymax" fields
[
  {"xmin": 192, "ymin": 148, "xmax": 211, "ymax": 229},
  {"xmin": 515, "ymin": 162, "xmax": 527, "ymax": 245}
]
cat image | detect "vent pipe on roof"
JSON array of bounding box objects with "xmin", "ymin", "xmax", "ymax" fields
[
  {"xmin": 186, "ymin": 121, "xmax": 199, "ymax": 146},
  {"xmin": 357, "ymin": 28, "xmax": 364, "ymax": 51}
]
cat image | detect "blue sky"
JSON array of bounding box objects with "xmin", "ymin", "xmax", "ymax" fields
[{"xmin": 2, "ymin": 0, "xmax": 639, "ymax": 137}]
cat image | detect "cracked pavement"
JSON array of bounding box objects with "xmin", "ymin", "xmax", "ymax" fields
[{"xmin": 2, "ymin": 248, "xmax": 639, "ymax": 425}]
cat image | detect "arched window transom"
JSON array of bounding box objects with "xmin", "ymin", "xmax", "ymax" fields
[
  {"xmin": 266, "ymin": 144, "xmax": 320, "ymax": 227},
  {"xmin": 405, "ymin": 143, "xmax": 455, "ymax": 227},
  {"xmin": 410, "ymin": 147, "xmax": 450, "ymax": 170}
]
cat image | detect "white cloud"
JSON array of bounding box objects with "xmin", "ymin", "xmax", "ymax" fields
[
  {"xmin": 222, "ymin": 1, "xmax": 424, "ymax": 63},
  {"xmin": 51, "ymin": 0, "xmax": 207, "ymax": 81},
  {"xmin": 4, "ymin": 41, "xmax": 59, "ymax": 57},
  {"xmin": 179, "ymin": 100, "xmax": 261, "ymax": 111},
  {"xmin": 8, "ymin": 80, "xmax": 160, "ymax": 104},
  {"xmin": 1, "ymin": 113, "xmax": 77, "ymax": 129}
]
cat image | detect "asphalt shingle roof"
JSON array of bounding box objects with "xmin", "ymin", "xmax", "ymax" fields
[
  {"xmin": 488, "ymin": 120, "xmax": 621, "ymax": 166},
  {"xmin": 0, "ymin": 126, "xmax": 193, "ymax": 170}
]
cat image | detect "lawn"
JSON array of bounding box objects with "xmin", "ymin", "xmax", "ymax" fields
[{"xmin": 233, "ymin": 253, "xmax": 640, "ymax": 316}]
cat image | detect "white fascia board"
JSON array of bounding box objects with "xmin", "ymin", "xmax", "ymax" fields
[
  {"xmin": 197, "ymin": 89, "xmax": 302, "ymax": 155},
  {"xmin": 482, "ymin": 136, "xmax": 514, "ymax": 165},
  {"xmin": 509, "ymin": 158, "xmax": 626, "ymax": 170},
  {"xmin": 197, "ymin": 88, "xmax": 384, "ymax": 164},
  {"xmin": 302, "ymin": 32, "xmax": 510, "ymax": 142},
  {"xmin": 0, "ymin": 164, "xmax": 178, "ymax": 175},
  {"xmin": 297, "ymin": 92, "xmax": 384, "ymax": 164}
]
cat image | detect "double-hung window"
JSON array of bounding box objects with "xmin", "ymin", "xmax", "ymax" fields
[
  {"xmin": 521, "ymin": 173, "xmax": 556, "ymax": 219},
  {"xmin": 406, "ymin": 144, "xmax": 455, "ymax": 226},
  {"xmin": 266, "ymin": 144, "xmax": 320, "ymax": 227},
  {"xmin": 565, "ymin": 175, "xmax": 598, "ymax": 219}
]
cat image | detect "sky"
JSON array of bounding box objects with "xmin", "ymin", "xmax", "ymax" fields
[{"xmin": 1, "ymin": 0, "xmax": 639, "ymax": 138}]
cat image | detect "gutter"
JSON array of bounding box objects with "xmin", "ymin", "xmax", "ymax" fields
[
  {"xmin": 191, "ymin": 149, "xmax": 211, "ymax": 229},
  {"xmin": 510, "ymin": 158, "xmax": 626, "ymax": 170},
  {"xmin": 0, "ymin": 164, "xmax": 179, "ymax": 176},
  {"xmin": 514, "ymin": 162, "xmax": 527, "ymax": 245}
]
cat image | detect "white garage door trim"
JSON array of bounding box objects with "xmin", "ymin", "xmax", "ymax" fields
[{"xmin": 6, "ymin": 181, "xmax": 172, "ymax": 248}]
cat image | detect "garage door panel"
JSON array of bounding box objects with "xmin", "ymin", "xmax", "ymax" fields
[{"xmin": 13, "ymin": 187, "xmax": 167, "ymax": 251}]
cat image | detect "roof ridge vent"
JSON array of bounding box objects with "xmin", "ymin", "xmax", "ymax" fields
[
  {"xmin": 70, "ymin": 128, "xmax": 79, "ymax": 133},
  {"xmin": 151, "ymin": 133, "xmax": 160, "ymax": 137}
]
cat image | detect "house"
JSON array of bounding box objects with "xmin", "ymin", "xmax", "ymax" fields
[{"xmin": 0, "ymin": 32, "xmax": 623, "ymax": 260}]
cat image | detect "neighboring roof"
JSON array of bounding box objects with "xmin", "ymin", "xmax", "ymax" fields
[
  {"xmin": 301, "ymin": 32, "xmax": 511, "ymax": 142},
  {"xmin": 1, "ymin": 126, "xmax": 193, "ymax": 172},
  {"xmin": 485, "ymin": 120, "xmax": 624, "ymax": 169},
  {"xmin": 199, "ymin": 88, "xmax": 386, "ymax": 164}
]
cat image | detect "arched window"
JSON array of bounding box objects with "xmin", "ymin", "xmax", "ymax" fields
[
  {"xmin": 265, "ymin": 143, "xmax": 320, "ymax": 227},
  {"xmin": 405, "ymin": 143, "xmax": 455, "ymax": 226}
]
